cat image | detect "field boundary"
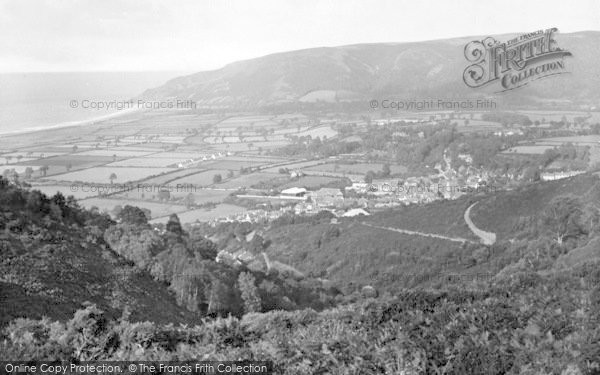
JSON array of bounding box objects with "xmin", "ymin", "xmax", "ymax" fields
[{"xmin": 361, "ymin": 222, "xmax": 477, "ymax": 244}]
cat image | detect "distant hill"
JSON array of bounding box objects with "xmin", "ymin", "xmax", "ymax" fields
[{"xmin": 142, "ymin": 31, "xmax": 600, "ymax": 109}]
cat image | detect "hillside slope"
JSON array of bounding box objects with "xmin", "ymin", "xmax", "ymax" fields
[
  {"xmin": 471, "ymin": 173, "xmax": 600, "ymax": 241},
  {"xmin": 142, "ymin": 31, "xmax": 600, "ymax": 108},
  {"xmin": 0, "ymin": 187, "xmax": 198, "ymax": 326},
  {"xmin": 2, "ymin": 176, "xmax": 600, "ymax": 373},
  {"xmin": 0, "ymin": 179, "xmax": 341, "ymax": 326},
  {"xmin": 260, "ymin": 173, "xmax": 600, "ymax": 295}
]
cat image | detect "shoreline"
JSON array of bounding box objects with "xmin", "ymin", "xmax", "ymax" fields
[{"xmin": 0, "ymin": 107, "xmax": 143, "ymax": 138}]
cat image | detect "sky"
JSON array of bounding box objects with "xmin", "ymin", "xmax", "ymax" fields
[{"xmin": 1, "ymin": 0, "xmax": 599, "ymax": 73}]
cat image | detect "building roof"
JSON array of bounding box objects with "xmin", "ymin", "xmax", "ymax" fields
[
  {"xmin": 281, "ymin": 187, "xmax": 307, "ymax": 195},
  {"xmin": 312, "ymin": 188, "xmax": 343, "ymax": 197},
  {"xmin": 342, "ymin": 208, "xmax": 370, "ymax": 217}
]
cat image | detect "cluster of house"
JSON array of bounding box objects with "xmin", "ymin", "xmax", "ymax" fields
[
  {"xmin": 278, "ymin": 187, "xmax": 371, "ymax": 216},
  {"xmin": 175, "ymin": 152, "xmax": 232, "ymax": 168},
  {"xmin": 347, "ymin": 177, "xmax": 480, "ymax": 203},
  {"xmin": 493, "ymin": 129, "xmax": 524, "ymax": 137},
  {"xmin": 275, "ymin": 162, "xmax": 496, "ymax": 215},
  {"xmin": 211, "ymin": 208, "xmax": 290, "ymax": 224},
  {"xmin": 208, "ymin": 198, "xmax": 371, "ymax": 224}
]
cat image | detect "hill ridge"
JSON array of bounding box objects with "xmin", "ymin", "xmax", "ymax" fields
[{"xmin": 141, "ymin": 31, "xmax": 600, "ymax": 108}]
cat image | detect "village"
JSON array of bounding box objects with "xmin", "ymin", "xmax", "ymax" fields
[{"xmin": 208, "ymin": 150, "xmax": 499, "ymax": 224}]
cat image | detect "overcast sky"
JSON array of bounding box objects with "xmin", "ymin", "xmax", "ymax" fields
[{"xmin": 1, "ymin": 0, "xmax": 599, "ymax": 73}]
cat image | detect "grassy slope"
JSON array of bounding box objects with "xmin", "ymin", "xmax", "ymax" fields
[
  {"xmin": 471, "ymin": 173, "xmax": 600, "ymax": 240},
  {"xmin": 264, "ymin": 219, "xmax": 490, "ymax": 293},
  {"xmin": 365, "ymin": 196, "xmax": 479, "ymax": 240},
  {"xmin": 0, "ymin": 219, "xmax": 199, "ymax": 327},
  {"xmin": 264, "ymin": 174, "xmax": 600, "ymax": 294}
]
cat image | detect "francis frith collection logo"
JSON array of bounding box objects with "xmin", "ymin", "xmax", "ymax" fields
[{"xmin": 463, "ymin": 28, "xmax": 572, "ymax": 91}]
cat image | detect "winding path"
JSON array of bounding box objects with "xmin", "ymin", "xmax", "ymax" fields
[
  {"xmin": 361, "ymin": 223, "xmax": 477, "ymax": 244},
  {"xmin": 464, "ymin": 202, "xmax": 496, "ymax": 245}
]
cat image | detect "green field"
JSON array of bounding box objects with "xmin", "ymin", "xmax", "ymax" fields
[
  {"xmin": 47, "ymin": 166, "xmax": 176, "ymax": 183},
  {"xmin": 455, "ymin": 119, "xmax": 504, "ymax": 133},
  {"xmin": 306, "ymin": 162, "xmax": 407, "ymax": 175},
  {"xmin": 207, "ymin": 140, "xmax": 290, "ymax": 151},
  {"xmin": 169, "ymin": 169, "xmax": 234, "ymax": 186},
  {"xmin": 296, "ymin": 125, "xmax": 338, "ymax": 138},
  {"xmin": 279, "ymin": 175, "xmax": 341, "ymax": 189},
  {"xmin": 204, "ymin": 158, "xmax": 271, "ymax": 170},
  {"xmin": 538, "ymin": 135, "xmax": 600, "ymax": 146},
  {"xmin": 75, "ymin": 149, "xmax": 157, "ymax": 157},
  {"xmin": 503, "ymin": 145, "xmax": 553, "ymax": 154},
  {"xmin": 519, "ymin": 110, "xmax": 591, "ymax": 122},
  {"xmin": 115, "ymin": 186, "xmax": 231, "ymax": 204},
  {"xmin": 107, "ymin": 157, "xmax": 189, "ymax": 167},
  {"xmin": 28, "ymin": 184, "xmax": 100, "ymax": 200},
  {"xmin": 261, "ymin": 159, "xmax": 326, "ymax": 173},
  {"xmin": 217, "ymin": 172, "xmax": 282, "ymax": 189},
  {"xmin": 16, "ymin": 154, "xmax": 118, "ymax": 168},
  {"xmin": 141, "ymin": 168, "xmax": 208, "ymax": 185}
]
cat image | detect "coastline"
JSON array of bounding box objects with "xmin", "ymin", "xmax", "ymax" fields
[{"xmin": 0, "ymin": 107, "xmax": 143, "ymax": 138}]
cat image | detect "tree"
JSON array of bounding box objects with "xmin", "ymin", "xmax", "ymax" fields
[
  {"xmin": 233, "ymin": 223, "xmax": 252, "ymax": 241},
  {"xmin": 188, "ymin": 228, "xmax": 218, "ymax": 260},
  {"xmin": 157, "ymin": 189, "xmax": 171, "ymax": 202},
  {"xmin": 72, "ymin": 145, "xmax": 78, "ymax": 153},
  {"xmin": 104, "ymin": 224, "xmax": 163, "ymax": 269},
  {"xmin": 213, "ymin": 174, "xmax": 222, "ymax": 184},
  {"xmin": 39, "ymin": 165, "xmax": 49, "ymax": 177},
  {"xmin": 183, "ymin": 193, "xmax": 195, "ymax": 208},
  {"xmin": 237, "ymin": 272, "xmax": 261, "ymax": 314},
  {"xmin": 364, "ymin": 170, "xmax": 375, "ymax": 184},
  {"xmin": 166, "ymin": 214, "xmax": 183, "ymax": 235},
  {"xmin": 248, "ymin": 234, "xmax": 269, "ymax": 254},
  {"xmin": 25, "ymin": 190, "xmax": 46, "ymax": 213},
  {"xmin": 522, "ymin": 166, "xmax": 540, "ymax": 182},
  {"xmin": 118, "ymin": 205, "xmax": 148, "ymax": 225},
  {"xmin": 381, "ymin": 163, "xmax": 391, "ymax": 177},
  {"xmin": 24, "ymin": 167, "xmax": 33, "ymax": 179},
  {"xmin": 542, "ymin": 196, "xmax": 584, "ymax": 244},
  {"xmin": 109, "ymin": 173, "xmax": 117, "ymax": 184},
  {"xmin": 111, "ymin": 205, "xmax": 123, "ymax": 218},
  {"xmin": 207, "ymin": 279, "xmax": 229, "ymax": 316}
]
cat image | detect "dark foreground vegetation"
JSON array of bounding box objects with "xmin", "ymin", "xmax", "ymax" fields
[{"xmin": 1, "ymin": 175, "xmax": 600, "ymax": 374}]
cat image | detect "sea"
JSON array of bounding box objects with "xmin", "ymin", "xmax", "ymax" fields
[{"xmin": 0, "ymin": 71, "xmax": 186, "ymax": 135}]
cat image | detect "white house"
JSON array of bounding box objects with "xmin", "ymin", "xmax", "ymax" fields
[
  {"xmin": 281, "ymin": 187, "xmax": 308, "ymax": 197},
  {"xmin": 342, "ymin": 208, "xmax": 370, "ymax": 217}
]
